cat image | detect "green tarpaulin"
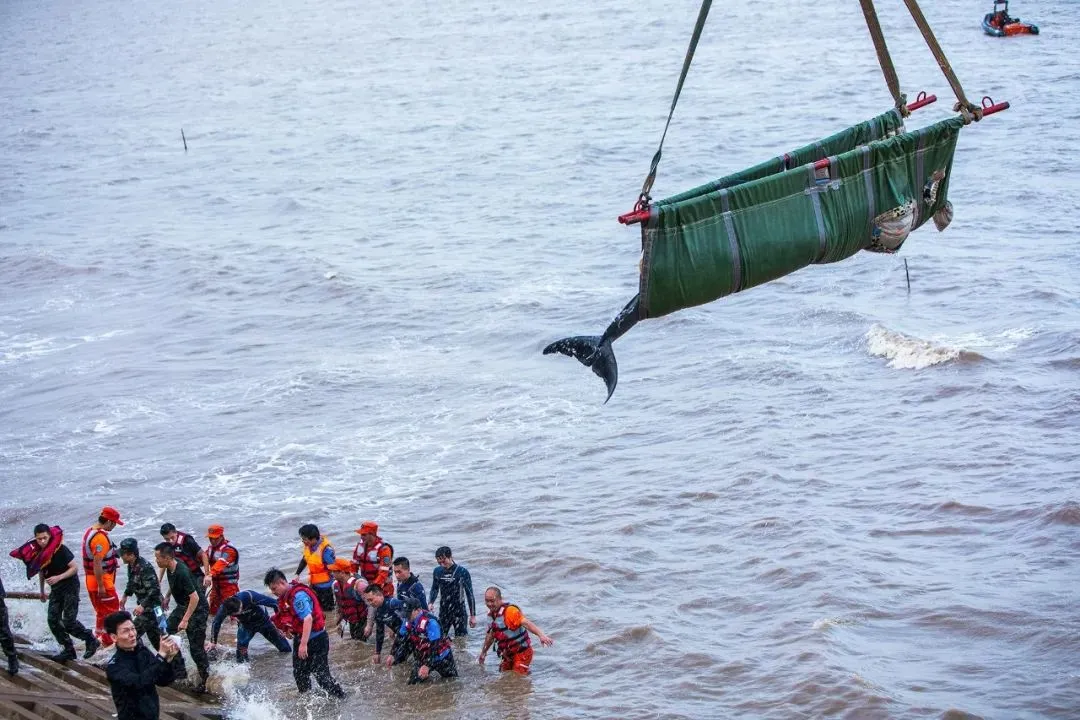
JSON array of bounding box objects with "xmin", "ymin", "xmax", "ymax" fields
[{"xmin": 638, "ymin": 110, "xmax": 963, "ymax": 319}]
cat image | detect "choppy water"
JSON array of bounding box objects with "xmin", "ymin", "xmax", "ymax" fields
[{"xmin": 2, "ymin": 0, "xmax": 1078, "ymax": 717}]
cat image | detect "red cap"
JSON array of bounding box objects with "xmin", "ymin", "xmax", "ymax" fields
[
  {"xmin": 207, "ymin": 524, "xmax": 225, "ymax": 538},
  {"xmin": 356, "ymin": 521, "xmax": 378, "ymax": 536},
  {"xmin": 100, "ymin": 506, "xmax": 124, "ymax": 526}
]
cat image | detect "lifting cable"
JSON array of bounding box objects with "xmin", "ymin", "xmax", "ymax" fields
[
  {"xmin": 636, "ymin": 0, "xmax": 713, "ymax": 210},
  {"xmin": 858, "ymin": 0, "xmax": 909, "ymax": 116},
  {"xmin": 900, "ymin": 0, "xmax": 982, "ymax": 122}
]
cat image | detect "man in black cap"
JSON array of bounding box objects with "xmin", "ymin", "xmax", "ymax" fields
[
  {"xmin": 0, "ymin": 576, "xmax": 18, "ymax": 675},
  {"xmin": 118, "ymin": 539, "xmax": 166, "ymax": 651}
]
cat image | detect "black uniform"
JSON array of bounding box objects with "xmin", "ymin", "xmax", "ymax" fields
[
  {"xmin": 42, "ymin": 544, "xmax": 97, "ymax": 652},
  {"xmin": 429, "ymin": 563, "xmax": 476, "ymax": 636},
  {"xmin": 165, "ymin": 563, "xmax": 210, "ymax": 683},
  {"xmin": 122, "ymin": 556, "xmax": 164, "ymax": 650},
  {"xmin": 0, "ymin": 576, "xmax": 17, "ymax": 665},
  {"xmin": 106, "ymin": 643, "xmax": 183, "ymax": 720}
]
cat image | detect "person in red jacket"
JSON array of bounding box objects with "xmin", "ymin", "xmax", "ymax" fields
[
  {"xmin": 204, "ymin": 525, "xmax": 239, "ymax": 615},
  {"xmin": 264, "ymin": 568, "xmax": 345, "ymax": 699}
]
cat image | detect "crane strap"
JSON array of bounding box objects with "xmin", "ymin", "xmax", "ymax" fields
[
  {"xmin": 901, "ymin": 0, "xmax": 982, "ymax": 122},
  {"xmin": 637, "ymin": 0, "xmax": 713, "ymax": 207},
  {"xmin": 858, "ymin": 0, "xmax": 908, "ymax": 116}
]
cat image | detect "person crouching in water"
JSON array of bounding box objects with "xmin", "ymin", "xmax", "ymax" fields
[
  {"xmin": 329, "ymin": 559, "xmax": 368, "ymax": 639},
  {"xmin": 361, "ymin": 583, "xmax": 406, "ymax": 665},
  {"xmin": 478, "ymin": 586, "xmax": 553, "ymax": 675},
  {"xmin": 210, "ymin": 589, "xmax": 291, "ymax": 663},
  {"xmin": 264, "ymin": 568, "xmax": 346, "ymax": 699},
  {"xmin": 104, "ymin": 611, "xmax": 183, "ymax": 720},
  {"xmin": 386, "ymin": 596, "xmax": 457, "ymax": 684}
]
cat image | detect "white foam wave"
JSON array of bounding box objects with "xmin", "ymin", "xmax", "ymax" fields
[
  {"xmin": 867, "ymin": 324, "xmax": 1033, "ymax": 370},
  {"xmin": 0, "ymin": 329, "xmax": 127, "ymax": 366},
  {"xmin": 866, "ymin": 324, "xmax": 962, "ymax": 370}
]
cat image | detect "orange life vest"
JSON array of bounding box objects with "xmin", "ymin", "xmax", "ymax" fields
[
  {"xmin": 489, "ymin": 603, "xmax": 530, "ymax": 657},
  {"xmin": 302, "ymin": 537, "xmax": 333, "ymax": 586},
  {"xmin": 208, "ymin": 540, "xmax": 239, "ymax": 584},
  {"xmin": 81, "ymin": 526, "xmax": 117, "ymax": 575}
]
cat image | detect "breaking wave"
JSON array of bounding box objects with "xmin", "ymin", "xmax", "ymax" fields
[{"xmin": 865, "ymin": 324, "xmax": 985, "ymax": 370}]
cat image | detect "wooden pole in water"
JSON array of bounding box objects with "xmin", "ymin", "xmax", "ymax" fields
[
  {"xmin": 3, "ymin": 590, "xmax": 45, "ymax": 601},
  {"xmin": 904, "ymin": 258, "xmax": 911, "ymax": 293},
  {"xmin": 181, "ymin": 128, "xmax": 188, "ymax": 151}
]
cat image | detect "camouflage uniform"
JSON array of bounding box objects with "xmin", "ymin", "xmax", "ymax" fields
[{"xmin": 122, "ymin": 556, "xmax": 163, "ymax": 650}]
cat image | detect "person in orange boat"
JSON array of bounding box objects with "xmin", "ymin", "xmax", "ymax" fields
[
  {"xmin": 478, "ymin": 586, "xmax": 553, "ymax": 675},
  {"xmin": 82, "ymin": 506, "xmax": 123, "ymax": 647},
  {"xmin": 204, "ymin": 525, "xmax": 239, "ymax": 615},
  {"xmin": 353, "ymin": 521, "xmax": 393, "ymax": 598}
]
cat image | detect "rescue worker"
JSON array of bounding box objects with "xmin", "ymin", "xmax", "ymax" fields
[
  {"xmin": 387, "ymin": 596, "xmax": 457, "ymax": 684},
  {"xmin": 293, "ymin": 524, "xmax": 336, "ymax": 612},
  {"xmin": 153, "ymin": 543, "xmax": 210, "ymax": 693},
  {"xmin": 210, "ymin": 589, "xmax": 290, "ymax": 663},
  {"xmin": 33, "ymin": 523, "xmax": 99, "ymax": 661},
  {"xmin": 104, "ymin": 611, "xmax": 184, "ymax": 720},
  {"xmin": 204, "ymin": 525, "xmax": 239, "ymax": 615},
  {"xmin": 83, "ymin": 506, "xmax": 123, "ymax": 647},
  {"xmin": 329, "ymin": 559, "xmax": 368, "ymax": 639},
  {"xmin": 353, "ymin": 521, "xmax": 394, "ymax": 597},
  {"xmin": 0, "ymin": 575, "xmax": 17, "ymax": 675},
  {"xmin": 392, "ymin": 557, "xmax": 428, "ymax": 610},
  {"xmin": 264, "ymin": 568, "xmax": 346, "ymax": 699},
  {"xmin": 118, "ymin": 539, "xmax": 165, "ymax": 651},
  {"xmin": 361, "ymin": 583, "xmax": 405, "ymax": 665},
  {"xmin": 478, "ymin": 586, "xmax": 554, "ymax": 675},
  {"xmin": 429, "ymin": 546, "xmax": 477, "ymax": 636},
  {"xmin": 157, "ymin": 523, "xmax": 210, "ymax": 597}
]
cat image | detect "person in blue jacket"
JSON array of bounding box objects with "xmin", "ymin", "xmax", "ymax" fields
[{"xmin": 210, "ymin": 589, "xmax": 291, "ymax": 663}]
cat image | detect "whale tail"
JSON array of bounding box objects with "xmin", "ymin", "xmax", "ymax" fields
[{"xmin": 542, "ymin": 335, "xmax": 618, "ymax": 402}]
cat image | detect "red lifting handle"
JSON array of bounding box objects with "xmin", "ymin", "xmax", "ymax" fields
[
  {"xmin": 906, "ymin": 91, "xmax": 937, "ymax": 113},
  {"xmin": 618, "ymin": 208, "xmax": 652, "ymax": 225},
  {"xmin": 981, "ymin": 95, "xmax": 1010, "ymax": 117}
]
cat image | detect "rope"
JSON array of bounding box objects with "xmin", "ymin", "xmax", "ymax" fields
[
  {"xmin": 858, "ymin": 0, "xmax": 908, "ymax": 116},
  {"xmin": 900, "ymin": 0, "xmax": 981, "ymax": 122},
  {"xmin": 637, "ymin": 0, "xmax": 713, "ymax": 206}
]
